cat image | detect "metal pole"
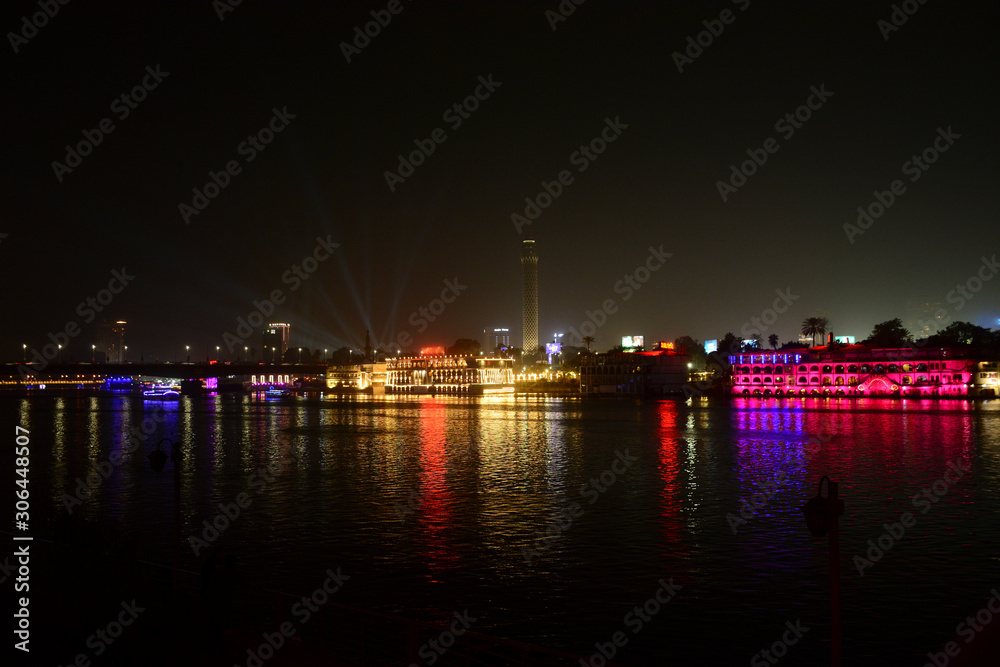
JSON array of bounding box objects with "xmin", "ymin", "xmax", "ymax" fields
[{"xmin": 829, "ymin": 480, "xmax": 841, "ymax": 667}]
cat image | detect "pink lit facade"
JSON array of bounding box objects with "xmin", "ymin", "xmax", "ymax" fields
[{"xmin": 729, "ymin": 346, "xmax": 993, "ymax": 398}]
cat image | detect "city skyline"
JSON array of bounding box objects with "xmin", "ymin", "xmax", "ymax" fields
[{"xmin": 3, "ymin": 2, "xmax": 998, "ymax": 363}]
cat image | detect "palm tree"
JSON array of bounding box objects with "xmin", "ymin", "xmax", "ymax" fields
[
  {"xmin": 768, "ymin": 333, "xmax": 779, "ymax": 350},
  {"xmin": 582, "ymin": 336, "xmax": 595, "ymax": 352},
  {"xmin": 801, "ymin": 317, "xmax": 825, "ymax": 347}
]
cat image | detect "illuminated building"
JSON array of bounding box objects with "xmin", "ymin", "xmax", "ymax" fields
[
  {"xmin": 580, "ymin": 345, "xmax": 689, "ymax": 395},
  {"xmin": 522, "ymin": 239, "xmax": 538, "ymax": 352},
  {"xmin": 97, "ymin": 320, "xmax": 127, "ymax": 364},
  {"xmin": 729, "ymin": 345, "xmax": 984, "ymax": 397},
  {"xmin": 326, "ymin": 363, "xmax": 386, "ymax": 394},
  {"xmin": 484, "ymin": 327, "xmax": 510, "ymax": 352},
  {"xmin": 386, "ymin": 354, "xmax": 514, "ymax": 394},
  {"xmin": 263, "ymin": 323, "xmax": 290, "ymax": 361}
]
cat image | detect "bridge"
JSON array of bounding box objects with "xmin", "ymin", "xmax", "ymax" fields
[{"xmin": 0, "ymin": 362, "xmax": 328, "ymax": 381}]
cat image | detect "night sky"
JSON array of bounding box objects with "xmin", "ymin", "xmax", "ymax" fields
[{"xmin": 4, "ymin": 0, "xmax": 997, "ymax": 360}]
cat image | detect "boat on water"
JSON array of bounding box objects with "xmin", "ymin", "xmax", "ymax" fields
[
  {"xmin": 142, "ymin": 385, "xmax": 181, "ymax": 400},
  {"xmin": 264, "ymin": 386, "xmax": 290, "ymax": 398}
]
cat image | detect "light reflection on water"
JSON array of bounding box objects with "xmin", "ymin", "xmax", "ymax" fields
[{"xmin": 4, "ymin": 394, "xmax": 999, "ymax": 663}]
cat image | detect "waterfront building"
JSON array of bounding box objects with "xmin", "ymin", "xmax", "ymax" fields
[
  {"xmin": 522, "ymin": 240, "xmax": 538, "ymax": 352},
  {"xmin": 385, "ymin": 354, "xmax": 514, "ymax": 394},
  {"xmin": 326, "ymin": 362, "xmax": 387, "ymax": 394},
  {"xmin": 729, "ymin": 345, "xmax": 992, "ymax": 397},
  {"xmin": 579, "ymin": 344, "xmax": 689, "ymax": 395}
]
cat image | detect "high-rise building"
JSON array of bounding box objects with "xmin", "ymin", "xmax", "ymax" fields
[
  {"xmin": 97, "ymin": 320, "xmax": 127, "ymax": 363},
  {"xmin": 263, "ymin": 323, "xmax": 290, "ymax": 361},
  {"xmin": 522, "ymin": 240, "xmax": 538, "ymax": 351},
  {"xmin": 483, "ymin": 327, "xmax": 511, "ymax": 352}
]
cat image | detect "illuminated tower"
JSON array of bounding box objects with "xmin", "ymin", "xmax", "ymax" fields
[{"xmin": 521, "ymin": 239, "xmax": 538, "ymax": 352}]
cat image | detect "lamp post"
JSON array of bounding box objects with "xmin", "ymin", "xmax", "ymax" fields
[
  {"xmin": 148, "ymin": 438, "xmax": 183, "ymax": 595},
  {"xmin": 802, "ymin": 476, "xmax": 844, "ymax": 667}
]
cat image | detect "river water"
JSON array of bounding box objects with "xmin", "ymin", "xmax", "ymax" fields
[{"xmin": 4, "ymin": 394, "xmax": 999, "ymax": 664}]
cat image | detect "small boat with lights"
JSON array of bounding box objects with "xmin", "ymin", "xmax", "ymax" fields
[{"xmin": 142, "ymin": 385, "xmax": 181, "ymax": 400}]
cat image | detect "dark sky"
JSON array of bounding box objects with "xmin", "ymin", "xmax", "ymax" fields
[{"xmin": 4, "ymin": 0, "xmax": 998, "ymax": 360}]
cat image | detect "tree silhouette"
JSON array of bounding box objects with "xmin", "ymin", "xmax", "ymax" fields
[{"xmin": 866, "ymin": 318, "xmax": 911, "ymax": 347}]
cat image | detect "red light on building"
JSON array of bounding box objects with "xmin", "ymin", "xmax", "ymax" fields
[{"xmin": 420, "ymin": 346, "xmax": 446, "ymax": 356}]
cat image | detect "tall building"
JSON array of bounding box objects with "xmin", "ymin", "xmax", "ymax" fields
[
  {"xmin": 263, "ymin": 323, "xmax": 290, "ymax": 361},
  {"xmin": 483, "ymin": 327, "xmax": 510, "ymax": 352},
  {"xmin": 521, "ymin": 240, "xmax": 538, "ymax": 352},
  {"xmin": 97, "ymin": 320, "xmax": 127, "ymax": 363}
]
